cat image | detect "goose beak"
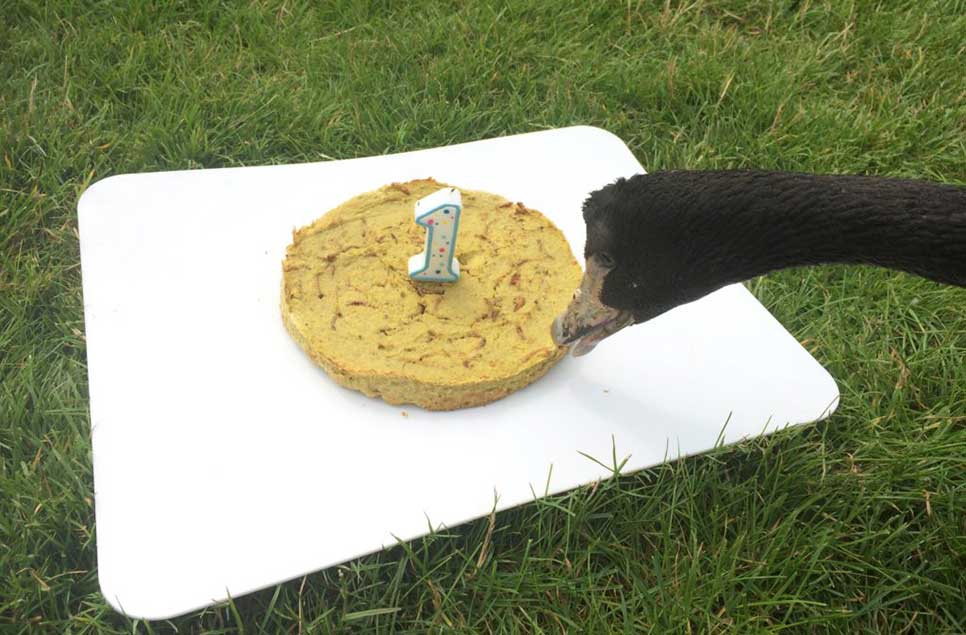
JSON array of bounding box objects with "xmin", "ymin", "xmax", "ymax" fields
[{"xmin": 551, "ymin": 259, "xmax": 634, "ymax": 356}]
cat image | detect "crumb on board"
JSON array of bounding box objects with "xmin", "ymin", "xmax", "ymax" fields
[{"xmin": 401, "ymin": 411, "xmax": 409, "ymax": 417}]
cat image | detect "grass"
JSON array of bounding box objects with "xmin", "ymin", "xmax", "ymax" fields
[{"xmin": 1, "ymin": 0, "xmax": 964, "ymax": 632}]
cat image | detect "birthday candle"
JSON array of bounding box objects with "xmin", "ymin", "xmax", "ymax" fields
[{"xmin": 408, "ymin": 187, "xmax": 462, "ymax": 283}]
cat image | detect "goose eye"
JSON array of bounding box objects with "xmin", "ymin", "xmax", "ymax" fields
[{"xmin": 597, "ymin": 252, "xmax": 615, "ymax": 268}]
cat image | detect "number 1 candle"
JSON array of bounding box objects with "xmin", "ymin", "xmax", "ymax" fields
[{"xmin": 408, "ymin": 187, "xmax": 462, "ymax": 283}]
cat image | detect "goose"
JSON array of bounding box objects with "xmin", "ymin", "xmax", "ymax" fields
[{"xmin": 552, "ymin": 171, "xmax": 966, "ymax": 355}]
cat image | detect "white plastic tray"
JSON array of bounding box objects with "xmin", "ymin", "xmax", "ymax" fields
[{"xmin": 78, "ymin": 126, "xmax": 839, "ymax": 619}]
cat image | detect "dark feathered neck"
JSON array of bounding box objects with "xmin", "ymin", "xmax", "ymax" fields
[{"xmin": 649, "ymin": 171, "xmax": 966, "ymax": 288}]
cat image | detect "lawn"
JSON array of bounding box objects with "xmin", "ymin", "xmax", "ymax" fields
[{"xmin": 2, "ymin": 0, "xmax": 964, "ymax": 632}]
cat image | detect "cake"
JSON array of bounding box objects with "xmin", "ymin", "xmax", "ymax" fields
[{"xmin": 281, "ymin": 178, "xmax": 582, "ymax": 410}]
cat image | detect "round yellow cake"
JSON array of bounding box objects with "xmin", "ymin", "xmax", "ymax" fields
[{"xmin": 281, "ymin": 178, "xmax": 582, "ymax": 410}]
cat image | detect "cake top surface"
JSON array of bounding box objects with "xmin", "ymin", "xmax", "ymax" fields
[{"xmin": 282, "ymin": 178, "xmax": 582, "ymax": 386}]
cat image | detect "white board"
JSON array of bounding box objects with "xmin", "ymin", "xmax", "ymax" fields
[{"xmin": 78, "ymin": 126, "xmax": 839, "ymax": 619}]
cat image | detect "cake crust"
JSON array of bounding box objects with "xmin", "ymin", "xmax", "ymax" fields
[{"xmin": 281, "ymin": 178, "xmax": 582, "ymax": 410}]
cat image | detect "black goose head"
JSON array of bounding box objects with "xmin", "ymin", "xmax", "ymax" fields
[
  {"xmin": 552, "ymin": 174, "xmax": 721, "ymax": 355},
  {"xmin": 552, "ymin": 169, "xmax": 966, "ymax": 355}
]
